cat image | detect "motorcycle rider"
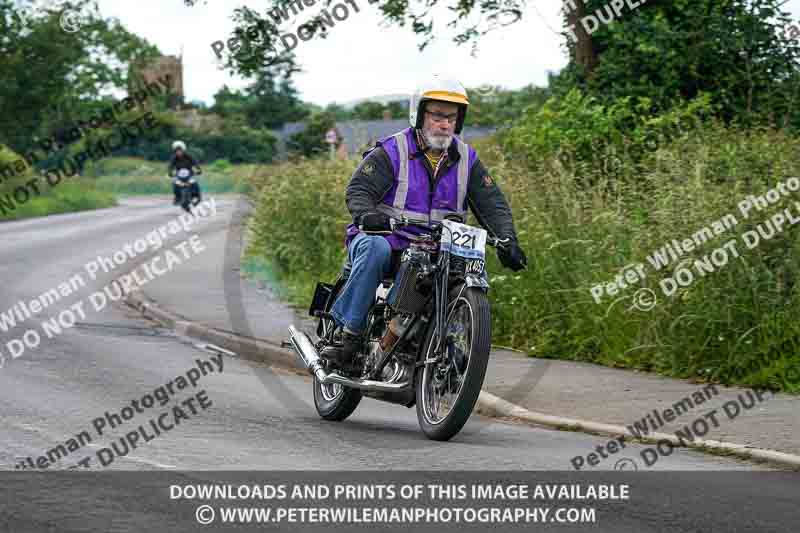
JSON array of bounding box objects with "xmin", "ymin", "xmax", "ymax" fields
[
  {"xmin": 167, "ymin": 140, "xmax": 202, "ymax": 205},
  {"xmin": 321, "ymin": 76, "xmax": 528, "ymax": 365}
]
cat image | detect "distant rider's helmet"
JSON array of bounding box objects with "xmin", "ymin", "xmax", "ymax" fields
[
  {"xmin": 172, "ymin": 140, "xmax": 187, "ymax": 152},
  {"xmin": 409, "ymin": 76, "xmax": 470, "ymax": 134}
]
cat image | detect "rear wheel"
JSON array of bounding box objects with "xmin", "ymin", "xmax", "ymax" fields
[
  {"xmin": 312, "ymin": 276, "xmax": 362, "ymax": 421},
  {"xmin": 415, "ymin": 286, "xmax": 491, "ymax": 441},
  {"xmin": 313, "ymin": 377, "xmax": 362, "ymax": 421}
]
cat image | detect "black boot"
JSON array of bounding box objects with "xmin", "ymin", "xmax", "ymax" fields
[{"xmin": 320, "ymin": 328, "xmax": 361, "ymax": 366}]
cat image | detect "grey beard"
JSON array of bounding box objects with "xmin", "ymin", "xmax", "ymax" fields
[{"xmin": 422, "ymin": 129, "xmax": 453, "ymax": 151}]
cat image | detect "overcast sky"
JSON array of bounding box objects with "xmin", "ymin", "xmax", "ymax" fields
[{"xmin": 93, "ymin": 0, "xmax": 800, "ymax": 107}]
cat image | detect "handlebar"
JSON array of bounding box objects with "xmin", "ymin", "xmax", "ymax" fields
[
  {"xmin": 389, "ymin": 216, "xmax": 511, "ymax": 249},
  {"xmin": 488, "ymin": 235, "xmax": 512, "ymax": 249}
]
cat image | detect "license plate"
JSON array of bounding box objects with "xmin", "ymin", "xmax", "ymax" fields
[
  {"xmin": 465, "ymin": 259, "xmax": 485, "ymax": 274},
  {"xmin": 440, "ymin": 220, "xmax": 487, "ymax": 260}
]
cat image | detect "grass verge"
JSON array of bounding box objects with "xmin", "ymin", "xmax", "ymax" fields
[{"xmin": 242, "ymin": 126, "xmax": 800, "ymax": 392}]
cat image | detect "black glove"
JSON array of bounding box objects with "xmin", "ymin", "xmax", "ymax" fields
[
  {"xmin": 497, "ymin": 241, "xmax": 527, "ymax": 272},
  {"xmin": 358, "ymin": 212, "xmax": 392, "ymax": 233}
]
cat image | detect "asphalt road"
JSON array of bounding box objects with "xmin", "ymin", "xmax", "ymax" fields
[{"xmin": 0, "ymin": 197, "xmax": 796, "ymax": 532}]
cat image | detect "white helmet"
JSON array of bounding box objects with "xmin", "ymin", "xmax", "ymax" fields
[
  {"xmin": 409, "ymin": 75, "xmax": 470, "ymax": 134},
  {"xmin": 172, "ymin": 140, "xmax": 186, "ymax": 152}
]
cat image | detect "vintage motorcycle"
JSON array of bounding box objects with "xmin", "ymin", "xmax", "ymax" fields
[{"xmin": 288, "ymin": 216, "xmax": 509, "ymax": 441}]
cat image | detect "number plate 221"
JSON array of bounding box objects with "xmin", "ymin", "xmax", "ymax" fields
[{"xmin": 440, "ymin": 220, "xmax": 487, "ymax": 260}]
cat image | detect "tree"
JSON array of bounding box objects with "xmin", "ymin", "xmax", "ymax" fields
[
  {"xmin": 211, "ymin": 71, "xmax": 309, "ymax": 131},
  {"xmin": 563, "ymin": 0, "xmax": 597, "ymax": 76},
  {"xmin": 227, "ymin": 0, "xmax": 800, "ymax": 129},
  {"xmin": 385, "ymin": 100, "xmax": 407, "ymax": 119},
  {"xmin": 559, "ymin": 0, "xmax": 800, "ymax": 126},
  {"xmin": 210, "ymin": 85, "xmax": 250, "ymax": 125},
  {"xmin": 225, "ymin": 0, "xmax": 526, "ymax": 76},
  {"xmin": 466, "ymin": 85, "xmax": 551, "ymax": 126},
  {"xmin": 323, "ymin": 103, "xmax": 353, "ymax": 121},
  {"xmin": 0, "ymin": 0, "xmax": 160, "ymax": 152},
  {"xmin": 287, "ymin": 111, "xmax": 337, "ymax": 158},
  {"xmin": 352, "ymin": 101, "xmax": 387, "ymax": 120},
  {"xmin": 244, "ymin": 70, "xmax": 309, "ymax": 129}
]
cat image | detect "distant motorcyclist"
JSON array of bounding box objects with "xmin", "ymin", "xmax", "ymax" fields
[{"xmin": 167, "ymin": 141, "xmax": 202, "ymax": 205}]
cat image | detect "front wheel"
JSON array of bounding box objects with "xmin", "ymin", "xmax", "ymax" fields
[
  {"xmin": 416, "ymin": 286, "xmax": 491, "ymax": 441},
  {"xmin": 181, "ymin": 185, "xmax": 192, "ymax": 214}
]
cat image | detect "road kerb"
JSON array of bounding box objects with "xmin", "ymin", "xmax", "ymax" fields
[
  {"xmin": 476, "ymin": 390, "xmax": 800, "ymax": 470},
  {"xmin": 125, "ymin": 289, "xmax": 800, "ymax": 471},
  {"xmin": 125, "ymin": 289, "xmax": 302, "ymax": 370}
]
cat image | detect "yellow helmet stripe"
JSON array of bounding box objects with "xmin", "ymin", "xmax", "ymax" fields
[{"xmin": 421, "ymin": 90, "xmax": 469, "ymax": 105}]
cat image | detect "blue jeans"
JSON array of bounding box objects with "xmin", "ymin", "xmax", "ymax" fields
[{"xmin": 330, "ymin": 233, "xmax": 397, "ymax": 334}]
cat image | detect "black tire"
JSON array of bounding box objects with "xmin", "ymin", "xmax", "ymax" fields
[
  {"xmin": 313, "ymin": 376, "xmax": 362, "ymax": 421},
  {"xmin": 415, "ymin": 286, "xmax": 491, "ymax": 441},
  {"xmin": 312, "ymin": 276, "xmax": 362, "ymax": 421},
  {"xmin": 180, "ymin": 187, "xmax": 192, "ymax": 213}
]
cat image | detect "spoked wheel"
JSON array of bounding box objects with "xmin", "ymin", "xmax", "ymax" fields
[
  {"xmin": 416, "ymin": 286, "xmax": 491, "ymax": 441},
  {"xmin": 313, "ymin": 375, "xmax": 362, "ymax": 421},
  {"xmin": 312, "ymin": 277, "xmax": 362, "ymax": 421}
]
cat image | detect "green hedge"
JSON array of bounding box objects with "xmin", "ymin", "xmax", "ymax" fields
[
  {"xmin": 0, "ymin": 146, "xmax": 116, "ymax": 222},
  {"xmin": 90, "ymin": 157, "xmax": 253, "ymax": 195},
  {"xmin": 244, "ymin": 103, "xmax": 800, "ymax": 392}
]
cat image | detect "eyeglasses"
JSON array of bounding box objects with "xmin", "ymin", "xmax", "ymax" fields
[{"xmin": 425, "ymin": 110, "xmax": 458, "ymax": 124}]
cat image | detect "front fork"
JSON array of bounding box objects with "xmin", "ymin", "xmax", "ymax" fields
[
  {"xmin": 429, "ymin": 251, "xmax": 452, "ymax": 363},
  {"xmin": 427, "ymin": 262, "xmax": 487, "ymax": 365}
]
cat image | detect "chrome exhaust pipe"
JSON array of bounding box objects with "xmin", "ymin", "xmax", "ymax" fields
[
  {"xmin": 287, "ymin": 325, "xmax": 411, "ymax": 393},
  {"xmin": 323, "ymin": 373, "xmax": 411, "ymax": 392},
  {"xmin": 288, "ymin": 325, "xmax": 327, "ymax": 382}
]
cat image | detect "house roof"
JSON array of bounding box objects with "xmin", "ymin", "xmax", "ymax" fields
[{"xmin": 271, "ymin": 120, "xmax": 497, "ymax": 159}]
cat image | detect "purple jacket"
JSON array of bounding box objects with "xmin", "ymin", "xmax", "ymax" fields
[{"xmin": 345, "ymin": 127, "xmax": 477, "ymax": 251}]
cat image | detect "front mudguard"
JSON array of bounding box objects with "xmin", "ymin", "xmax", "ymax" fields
[{"xmin": 464, "ymin": 271, "xmax": 489, "ymax": 291}]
